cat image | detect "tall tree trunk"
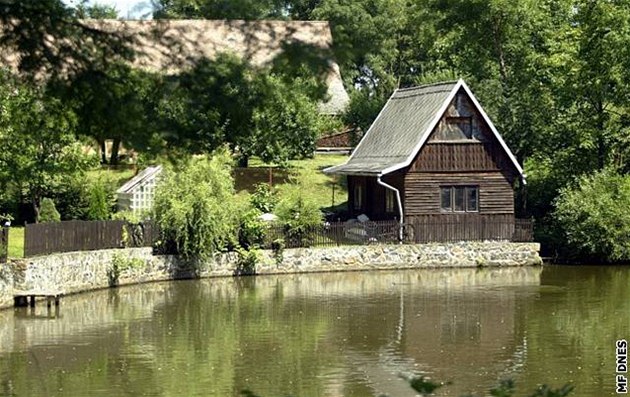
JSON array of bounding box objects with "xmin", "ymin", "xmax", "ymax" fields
[
  {"xmin": 99, "ymin": 139, "xmax": 107, "ymax": 164},
  {"xmin": 110, "ymin": 138, "xmax": 121, "ymax": 165},
  {"xmin": 32, "ymin": 195, "xmax": 40, "ymax": 224}
]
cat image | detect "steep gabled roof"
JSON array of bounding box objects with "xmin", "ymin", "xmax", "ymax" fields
[{"xmin": 324, "ymin": 79, "xmax": 524, "ymax": 179}]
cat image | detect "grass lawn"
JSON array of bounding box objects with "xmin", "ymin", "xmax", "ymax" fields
[
  {"xmin": 8, "ymin": 226, "xmax": 24, "ymax": 258},
  {"xmin": 87, "ymin": 165, "xmax": 136, "ymax": 188},
  {"xmin": 97, "ymin": 154, "xmax": 350, "ymax": 212},
  {"xmin": 242, "ymin": 154, "xmax": 349, "ymax": 210}
]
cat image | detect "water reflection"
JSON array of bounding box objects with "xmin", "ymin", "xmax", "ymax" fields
[{"xmin": 0, "ymin": 266, "xmax": 624, "ymax": 396}]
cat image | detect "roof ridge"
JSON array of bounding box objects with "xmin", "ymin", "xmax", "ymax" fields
[
  {"xmin": 395, "ymin": 80, "xmax": 458, "ymax": 93},
  {"xmin": 87, "ymin": 19, "xmax": 329, "ymax": 24}
]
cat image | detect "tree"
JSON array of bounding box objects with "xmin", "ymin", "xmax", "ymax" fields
[
  {"xmin": 155, "ymin": 55, "xmax": 327, "ymax": 166},
  {"xmin": 152, "ymin": 149, "xmax": 238, "ymax": 260},
  {"xmin": 554, "ymin": 169, "xmax": 630, "ymax": 262},
  {"xmin": 152, "ymin": 0, "xmax": 289, "ymax": 19},
  {"xmin": 60, "ymin": 63, "xmax": 163, "ymax": 164},
  {"xmin": 0, "ymin": 0, "xmax": 134, "ymax": 82},
  {"xmin": 73, "ymin": 1, "xmax": 119, "ymax": 18},
  {"xmin": 0, "ymin": 72, "xmax": 92, "ymax": 221}
]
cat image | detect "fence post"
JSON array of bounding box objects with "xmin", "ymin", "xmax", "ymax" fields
[{"xmin": 0, "ymin": 227, "xmax": 8, "ymax": 263}]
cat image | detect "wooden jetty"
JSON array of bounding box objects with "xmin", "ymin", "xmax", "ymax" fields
[{"xmin": 13, "ymin": 290, "xmax": 63, "ymax": 308}]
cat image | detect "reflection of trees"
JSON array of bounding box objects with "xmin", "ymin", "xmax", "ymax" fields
[
  {"xmin": 0, "ymin": 267, "xmax": 547, "ymax": 396},
  {"xmin": 518, "ymin": 266, "xmax": 630, "ymax": 396}
]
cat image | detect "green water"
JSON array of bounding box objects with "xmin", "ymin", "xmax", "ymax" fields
[{"xmin": 0, "ymin": 266, "xmax": 627, "ymax": 397}]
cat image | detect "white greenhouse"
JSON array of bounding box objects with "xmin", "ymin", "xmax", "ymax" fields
[{"xmin": 116, "ymin": 165, "xmax": 163, "ymax": 213}]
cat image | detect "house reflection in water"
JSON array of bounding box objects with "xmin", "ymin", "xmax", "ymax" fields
[{"xmin": 0, "ymin": 267, "xmax": 542, "ymax": 397}]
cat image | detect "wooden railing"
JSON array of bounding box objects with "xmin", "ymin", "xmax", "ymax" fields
[{"xmin": 24, "ymin": 220, "xmax": 156, "ymax": 257}]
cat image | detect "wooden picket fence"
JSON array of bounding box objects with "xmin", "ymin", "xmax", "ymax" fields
[
  {"xmin": 24, "ymin": 220, "xmax": 157, "ymax": 257},
  {"xmin": 19, "ymin": 217, "xmax": 533, "ymax": 257}
]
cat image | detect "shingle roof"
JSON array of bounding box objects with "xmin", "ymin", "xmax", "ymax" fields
[
  {"xmin": 324, "ymin": 79, "xmax": 524, "ymax": 178},
  {"xmin": 98, "ymin": 20, "xmax": 349, "ymax": 114}
]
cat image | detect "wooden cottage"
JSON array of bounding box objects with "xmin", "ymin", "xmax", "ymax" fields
[{"xmin": 325, "ymin": 80, "xmax": 528, "ymax": 242}]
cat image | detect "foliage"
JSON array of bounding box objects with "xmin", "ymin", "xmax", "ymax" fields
[
  {"xmin": 275, "ymin": 177, "xmax": 323, "ymax": 247},
  {"xmin": 152, "ymin": 149, "xmax": 238, "ymax": 260},
  {"xmin": 0, "ymin": 72, "xmax": 93, "ymax": 221},
  {"xmin": 153, "ymin": 0, "xmax": 290, "ymax": 19},
  {"xmin": 155, "ymin": 55, "xmax": 326, "ymax": 166},
  {"xmin": 250, "ymin": 183, "xmax": 276, "ymax": 213},
  {"xmin": 554, "ymin": 169, "xmax": 630, "ymax": 262},
  {"xmin": 343, "ymin": 87, "xmax": 389, "ymax": 135},
  {"xmin": 60, "ymin": 63, "xmax": 163, "ymax": 164},
  {"xmin": 235, "ymin": 247, "xmax": 259, "ymax": 276},
  {"xmin": 112, "ymin": 210, "xmax": 148, "ymax": 224},
  {"xmin": 0, "ymin": 213, "xmax": 13, "ymax": 224},
  {"xmin": 38, "ymin": 198, "xmax": 61, "ymax": 223},
  {"xmin": 73, "ymin": 1, "xmax": 118, "ymax": 18},
  {"xmin": 107, "ymin": 253, "xmax": 145, "ymax": 287},
  {"xmin": 0, "ymin": 0, "xmax": 134, "ymax": 81},
  {"xmin": 238, "ymin": 208, "xmax": 268, "ymax": 250},
  {"xmin": 85, "ymin": 178, "xmax": 116, "ymax": 220},
  {"xmin": 271, "ymin": 238, "xmax": 284, "ymax": 266}
]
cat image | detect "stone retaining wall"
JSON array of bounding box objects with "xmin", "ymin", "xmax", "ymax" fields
[{"xmin": 0, "ymin": 242, "xmax": 541, "ymax": 308}]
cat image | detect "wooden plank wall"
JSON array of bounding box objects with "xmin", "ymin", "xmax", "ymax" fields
[
  {"xmin": 410, "ymin": 142, "xmax": 515, "ymax": 174},
  {"xmin": 404, "ymin": 172, "xmax": 514, "ymax": 215}
]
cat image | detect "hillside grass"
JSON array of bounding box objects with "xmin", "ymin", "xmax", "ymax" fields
[
  {"xmin": 87, "ymin": 165, "xmax": 136, "ymax": 187},
  {"xmin": 8, "ymin": 226, "xmax": 24, "ymax": 258},
  {"xmin": 243, "ymin": 154, "xmax": 349, "ymax": 210}
]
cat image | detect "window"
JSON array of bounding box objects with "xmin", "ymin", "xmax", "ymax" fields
[
  {"xmin": 353, "ymin": 184, "xmax": 363, "ymax": 210},
  {"xmin": 440, "ymin": 186, "xmax": 479, "ymax": 212},
  {"xmin": 385, "ymin": 189, "xmax": 395, "ymax": 213}
]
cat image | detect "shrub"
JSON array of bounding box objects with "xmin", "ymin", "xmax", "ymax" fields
[
  {"xmin": 235, "ymin": 247, "xmax": 258, "ymax": 276},
  {"xmin": 275, "ymin": 182, "xmax": 323, "ymax": 247},
  {"xmin": 85, "ymin": 178, "xmax": 116, "ymax": 220},
  {"xmin": 554, "ymin": 169, "xmax": 630, "ymax": 262},
  {"xmin": 38, "ymin": 198, "xmax": 61, "ymax": 223},
  {"xmin": 238, "ymin": 208, "xmax": 268, "ymax": 249},
  {"xmin": 107, "ymin": 253, "xmax": 145, "ymax": 287},
  {"xmin": 52, "ymin": 176, "xmax": 90, "ymax": 220},
  {"xmin": 250, "ymin": 183, "xmax": 276, "ymax": 213},
  {"xmin": 152, "ymin": 148, "xmax": 238, "ymax": 260}
]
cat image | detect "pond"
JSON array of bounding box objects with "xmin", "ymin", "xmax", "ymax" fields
[{"xmin": 0, "ymin": 265, "xmax": 627, "ymax": 397}]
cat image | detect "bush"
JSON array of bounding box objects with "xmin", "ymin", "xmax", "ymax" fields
[
  {"xmin": 38, "ymin": 198, "xmax": 61, "ymax": 223},
  {"xmin": 275, "ymin": 181, "xmax": 323, "ymax": 247},
  {"xmin": 50, "ymin": 176, "xmax": 89, "ymax": 220},
  {"xmin": 238, "ymin": 208, "xmax": 268, "ymax": 249},
  {"xmin": 250, "ymin": 183, "xmax": 276, "ymax": 213},
  {"xmin": 152, "ymin": 148, "xmax": 238, "ymax": 260},
  {"xmin": 85, "ymin": 178, "xmax": 116, "ymax": 220},
  {"xmin": 554, "ymin": 169, "xmax": 630, "ymax": 262}
]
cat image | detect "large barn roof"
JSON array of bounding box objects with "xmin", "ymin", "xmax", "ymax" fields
[
  {"xmin": 324, "ymin": 79, "xmax": 524, "ymax": 178},
  {"xmin": 2, "ymin": 19, "xmax": 349, "ymax": 114}
]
